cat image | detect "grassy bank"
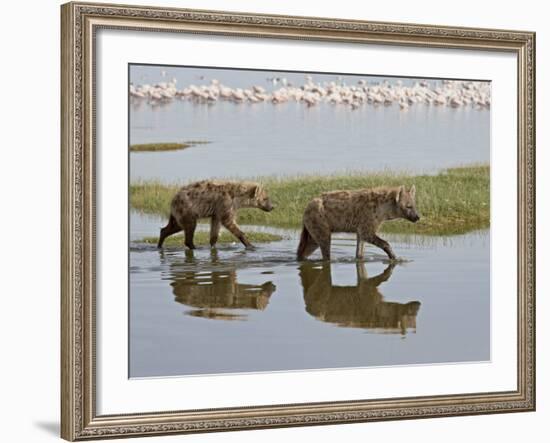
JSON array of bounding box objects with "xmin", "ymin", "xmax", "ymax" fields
[
  {"xmin": 130, "ymin": 141, "xmax": 209, "ymax": 152},
  {"xmin": 130, "ymin": 165, "xmax": 489, "ymax": 236},
  {"xmin": 140, "ymin": 231, "xmax": 283, "ymax": 247}
]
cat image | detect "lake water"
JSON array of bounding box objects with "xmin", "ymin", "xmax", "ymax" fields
[
  {"xmin": 130, "ymin": 212, "xmax": 490, "ymax": 377},
  {"xmin": 131, "ymin": 100, "xmax": 489, "ymax": 183}
]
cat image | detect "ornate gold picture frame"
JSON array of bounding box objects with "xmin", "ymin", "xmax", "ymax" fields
[{"xmin": 61, "ymin": 1, "xmax": 535, "ymax": 440}]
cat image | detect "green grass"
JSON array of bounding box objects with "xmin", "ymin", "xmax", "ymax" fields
[
  {"xmin": 130, "ymin": 141, "xmax": 210, "ymax": 152},
  {"xmin": 130, "ymin": 165, "xmax": 490, "ymax": 236},
  {"xmin": 140, "ymin": 231, "xmax": 283, "ymax": 247}
]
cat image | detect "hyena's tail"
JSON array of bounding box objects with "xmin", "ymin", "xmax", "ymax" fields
[{"xmin": 297, "ymin": 225, "xmax": 311, "ymax": 260}]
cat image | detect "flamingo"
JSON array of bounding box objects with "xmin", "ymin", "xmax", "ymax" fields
[{"xmin": 130, "ymin": 76, "xmax": 490, "ymax": 109}]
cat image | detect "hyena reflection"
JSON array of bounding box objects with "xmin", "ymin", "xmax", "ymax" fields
[
  {"xmin": 299, "ymin": 262, "xmax": 420, "ymax": 334},
  {"xmin": 170, "ymin": 265, "xmax": 276, "ymax": 320}
]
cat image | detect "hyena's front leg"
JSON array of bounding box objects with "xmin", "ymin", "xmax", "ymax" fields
[
  {"xmin": 355, "ymin": 233, "xmax": 366, "ymax": 259},
  {"xmin": 366, "ymin": 234, "xmax": 397, "ymax": 260},
  {"xmin": 210, "ymin": 217, "xmax": 221, "ymax": 247},
  {"xmin": 223, "ymin": 220, "xmax": 254, "ymax": 249}
]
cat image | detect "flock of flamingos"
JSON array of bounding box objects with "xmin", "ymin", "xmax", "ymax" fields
[{"xmin": 129, "ymin": 75, "xmax": 491, "ymax": 110}]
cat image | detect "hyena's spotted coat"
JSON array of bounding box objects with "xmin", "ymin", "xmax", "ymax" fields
[
  {"xmin": 297, "ymin": 185, "xmax": 420, "ymax": 261},
  {"xmin": 158, "ymin": 180, "xmax": 274, "ymax": 250}
]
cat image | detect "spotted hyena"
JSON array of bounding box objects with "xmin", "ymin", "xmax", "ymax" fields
[
  {"xmin": 157, "ymin": 180, "xmax": 274, "ymax": 249},
  {"xmin": 297, "ymin": 185, "xmax": 420, "ymax": 261}
]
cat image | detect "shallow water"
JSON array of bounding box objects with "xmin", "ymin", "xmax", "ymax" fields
[
  {"xmin": 129, "ymin": 212, "xmax": 490, "ymax": 377},
  {"xmin": 130, "ymin": 67, "xmax": 489, "ymax": 183}
]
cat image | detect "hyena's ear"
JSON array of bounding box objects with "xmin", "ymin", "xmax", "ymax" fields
[
  {"xmin": 410, "ymin": 184, "xmax": 416, "ymax": 199},
  {"xmin": 395, "ymin": 185, "xmax": 405, "ymax": 203},
  {"xmin": 249, "ymin": 184, "xmax": 260, "ymax": 198}
]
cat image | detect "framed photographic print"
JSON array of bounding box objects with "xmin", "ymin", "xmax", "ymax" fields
[{"xmin": 61, "ymin": 1, "xmax": 536, "ymax": 440}]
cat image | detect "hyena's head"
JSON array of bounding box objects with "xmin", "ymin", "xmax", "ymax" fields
[
  {"xmin": 248, "ymin": 184, "xmax": 275, "ymax": 212},
  {"xmin": 395, "ymin": 185, "xmax": 420, "ymax": 223}
]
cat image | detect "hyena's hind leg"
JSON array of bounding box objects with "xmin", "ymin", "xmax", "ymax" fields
[
  {"xmin": 297, "ymin": 227, "xmax": 319, "ymax": 260},
  {"xmin": 302, "ymin": 199, "xmax": 331, "ymax": 260},
  {"xmin": 209, "ymin": 217, "xmax": 222, "ymax": 247},
  {"xmin": 318, "ymin": 238, "xmax": 331, "ymax": 261},
  {"xmin": 183, "ymin": 218, "xmax": 198, "ymax": 250},
  {"xmin": 305, "ymin": 221, "xmax": 331, "ymax": 261},
  {"xmin": 157, "ymin": 215, "xmax": 182, "ymax": 248}
]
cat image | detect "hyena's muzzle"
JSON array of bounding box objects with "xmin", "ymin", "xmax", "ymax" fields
[
  {"xmin": 405, "ymin": 209, "xmax": 420, "ymax": 223},
  {"xmin": 261, "ymin": 201, "xmax": 275, "ymax": 212}
]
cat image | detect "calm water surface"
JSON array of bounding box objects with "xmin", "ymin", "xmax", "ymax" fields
[
  {"xmin": 130, "ymin": 67, "xmax": 490, "ymax": 183},
  {"xmin": 130, "ymin": 212, "xmax": 490, "ymax": 377}
]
